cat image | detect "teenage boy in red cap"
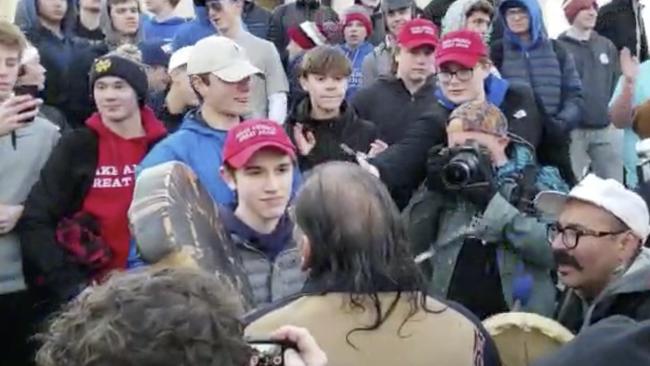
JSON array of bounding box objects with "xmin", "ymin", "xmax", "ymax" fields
[
  {"xmin": 363, "ymin": 30, "xmax": 571, "ymax": 204},
  {"xmin": 352, "ymin": 17, "xmax": 437, "ymax": 208},
  {"xmin": 353, "ymin": 18, "xmax": 438, "ymax": 146},
  {"xmin": 338, "ymin": 5, "xmax": 374, "ymax": 100},
  {"xmin": 220, "ymin": 119, "xmax": 304, "ymax": 307},
  {"xmin": 557, "ymin": 0, "xmax": 623, "ymax": 183},
  {"xmin": 361, "ymin": 0, "xmax": 415, "ymax": 87}
]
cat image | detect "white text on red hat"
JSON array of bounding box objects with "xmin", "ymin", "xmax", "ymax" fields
[
  {"xmin": 235, "ymin": 124, "xmax": 279, "ymax": 142},
  {"xmin": 442, "ymin": 37, "xmax": 473, "ymax": 49}
]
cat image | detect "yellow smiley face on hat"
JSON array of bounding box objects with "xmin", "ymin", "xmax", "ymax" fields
[{"xmin": 94, "ymin": 59, "xmax": 112, "ymax": 73}]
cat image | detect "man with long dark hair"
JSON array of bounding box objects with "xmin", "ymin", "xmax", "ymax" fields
[{"xmin": 245, "ymin": 162, "xmax": 501, "ymax": 366}]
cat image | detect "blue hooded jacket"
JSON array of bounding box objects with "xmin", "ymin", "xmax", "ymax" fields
[
  {"xmin": 15, "ymin": 0, "xmax": 77, "ymax": 36},
  {"xmin": 500, "ymin": 0, "xmax": 545, "ymax": 51},
  {"xmin": 16, "ymin": 0, "xmax": 78, "ymax": 67},
  {"xmin": 496, "ymin": 0, "xmax": 583, "ymax": 132},
  {"xmin": 171, "ymin": 5, "xmax": 216, "ymax": 50},
  {"xmin": 138, "ymin": 110, "xmax": 234, "ymax": 205},
  {"xmin": 339, "ymin": 42, "xmax": 375, "ymax": 101},
  {"xmin": 138, "ymin": 110, "xmax": 302, "ymax": 206},
  {"xmin": 142, "ymin": 15, "xmax": 188, "ymax": 43},
  {"xmin": 16, "ymin": 0, "xmax": 92, "ymax": 116}
]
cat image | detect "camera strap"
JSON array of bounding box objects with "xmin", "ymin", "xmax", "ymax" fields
[{"xmin": 515, "ymin": 164, "xmax": 539, "ymax": 214}]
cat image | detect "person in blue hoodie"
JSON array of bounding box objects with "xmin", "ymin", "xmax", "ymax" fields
[
  {"xmin": 338, "ymin": 5, "xmax": 374, "ymax": 100},
  {"xmin": 139, "ymin": 36, "xmax": 300, "ymax": 207},
  {"xmin": 490, "ymin": 0, "xmax": 583, "ymax": 148},
  {"xmin": 171, "ymin": 0, "xmax": 215, "ymax": 50},
  {"xmin": 142, "ymin": 0, "xmax": 187, "ymax": 44}
]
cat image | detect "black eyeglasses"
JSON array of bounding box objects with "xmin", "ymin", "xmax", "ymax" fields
[
  {"xmin": 547, "ymin": 222, "xmax": 628, "ymax": 250},
  {"xmin": 437, "ymin": 68, "xmax": 474, "ymax": 83}
]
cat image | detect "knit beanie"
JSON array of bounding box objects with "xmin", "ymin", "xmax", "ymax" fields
[
  {"xmin": 563, "ymin": 0, "xmax": 598, "ymax": 24},
  {"xmin": 342, "ymin": 5, "xmax": 373, "ymax": 36},
  {"xmin": 287, "ymin": 21, "xmax": 328, "ymax": 50},
  {"xmin": 89, "ymin": 55, "xmax": 149, "ymax": 104}
]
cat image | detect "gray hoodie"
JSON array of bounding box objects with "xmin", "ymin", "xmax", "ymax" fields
[
  {"xmin": 99, "ymin": 0, "xmax": 143, "ymax": 49},
  {"xmin": 580, "ymin": 247, "xmax": 650, "ymax": 330},
  {"xmin": 557, "ymin": 30, "xmax": 621, "ymax": 129},
  {"xmin": 0, "ymin": 117, "xmax": 60, "ymax": 295}
]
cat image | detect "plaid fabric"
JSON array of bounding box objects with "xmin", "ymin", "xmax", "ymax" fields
[{"xmin": 55, "ymin": 212, "xmax": 112, "ymax": 272}]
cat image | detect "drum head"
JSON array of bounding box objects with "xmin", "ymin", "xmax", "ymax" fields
[{"xmin": 483, "ymin": 312, "xmax": 575, "ymax": 366}]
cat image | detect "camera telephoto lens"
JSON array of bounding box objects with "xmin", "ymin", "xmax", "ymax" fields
[
  {"xmin": 442, "ymin": 151, "xmax": 480, "ymax": 188},
  {"xmin": 443, "ymin": 162, "xmax": 471, "ymax": 187}
]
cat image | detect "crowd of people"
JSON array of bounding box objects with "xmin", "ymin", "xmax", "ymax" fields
[{"xmin": 2, "ymin": 0, "xmax": 650, "ymax": 364}]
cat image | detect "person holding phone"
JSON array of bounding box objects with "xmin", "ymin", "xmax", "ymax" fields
[
  {"xmin": 35, "ymin": 268, "xmax": 327, "ymax": 366},
  {"xmin": 0, "ymin": 20, "xmax": 60, "ymax": 366}
]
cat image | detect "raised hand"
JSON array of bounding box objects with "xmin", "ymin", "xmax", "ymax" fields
[
  {"xmin": 0, "ymin": 95, "xmax": 41, "ymax": 137},
  {"xmin": 293, "ymin": 123, "xmax": 317, "ymax": 156},
  {"xmin": 620, "ymin": 47, "xmax": 640, "ymax": 82}
]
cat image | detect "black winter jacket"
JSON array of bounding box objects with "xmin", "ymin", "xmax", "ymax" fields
[
  {"xmin": 18, "ymin": 128, "xmax": 164, "ymax": 306},
  {"xmin": 372, "ymin": 82, "xmax": 555, "ymax": 199},
  {"xmin": 352, "ymin": 76, "xmax": 437, "ymax": 145},
  {"xmin": 595, "ymin": 0, "xmax": 648, "ymax": 62},
  {"xmin": 286, "ymin": 98, "xmax": 377, "ymax": 171}
]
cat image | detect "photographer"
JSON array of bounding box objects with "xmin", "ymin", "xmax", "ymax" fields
[
  {"xmin": 363, "ymin": 30, "xmax": 573, "ymax": 206},
  {"xmin": 404, "ymin": 101, "xmax": 568, "ymax": 319}
]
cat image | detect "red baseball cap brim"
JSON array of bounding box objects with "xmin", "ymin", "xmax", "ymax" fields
[
  {"xmin": 400, "ymin": 38, "xmax": 438, "ymax": 50},
  {"xmin": 435, "ymin": 52, "xmax": 481, "ymax": 69},
  {"xmin": 225, "ymin": 141, "xmax": 297, "ymax": 169}
]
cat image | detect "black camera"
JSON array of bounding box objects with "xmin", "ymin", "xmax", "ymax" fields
[{"xmin": 440, "ymin": 142, "xmax": 491, "ymax": 189}]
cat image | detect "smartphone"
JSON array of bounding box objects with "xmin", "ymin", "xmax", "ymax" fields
[
  {"xmin": 13, "ymin": 85, "xmax": 39, "ymax": 123},
  {"xmin": 247, "ymin": 339, "xmax": 294, "ymax": 366}
]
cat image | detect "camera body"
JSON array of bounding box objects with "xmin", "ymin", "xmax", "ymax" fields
[{"xmin": 439, "ymin": 141, "xmax": 492, "ymax": 190}]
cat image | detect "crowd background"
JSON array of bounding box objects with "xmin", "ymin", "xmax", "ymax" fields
[{"xmin": 2, "ymin": 0, "xmax": 650, "ymax": 365}]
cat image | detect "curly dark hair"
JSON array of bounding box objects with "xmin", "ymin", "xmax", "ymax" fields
[{"xmin": 36, "ymin": 268, "xmax": 252, "ymax": 366}]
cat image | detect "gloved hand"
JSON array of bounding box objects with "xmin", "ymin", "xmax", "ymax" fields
[{"xmin": 425, "ymin": 144, "xmax": 449, "ymax": 193}]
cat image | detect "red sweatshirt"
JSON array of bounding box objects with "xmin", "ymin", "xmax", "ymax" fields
[{"xmin": 82, "ymin": 107, "xmax": 166, "ymax": 272}]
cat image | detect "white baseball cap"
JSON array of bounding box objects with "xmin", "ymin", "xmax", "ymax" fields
[
  {"xmin": 168, "ymin": 46, "xmax": 193, "ymax": 73},
  {"xmin": 186, "ymin": 36, "xmax": 262, "ymax": 82},
  {"xmin": 535, "ymin": 174, "xmax": 650, "ymax": 241}
]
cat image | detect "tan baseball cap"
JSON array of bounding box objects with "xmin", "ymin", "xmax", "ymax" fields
[
  {"xmin": 168, "ymin": 46, "xmax": 193, "ymax": 74},
  {"xmin": 186, "ymin": 36, "xmax": 262, "ymax": 82}
]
